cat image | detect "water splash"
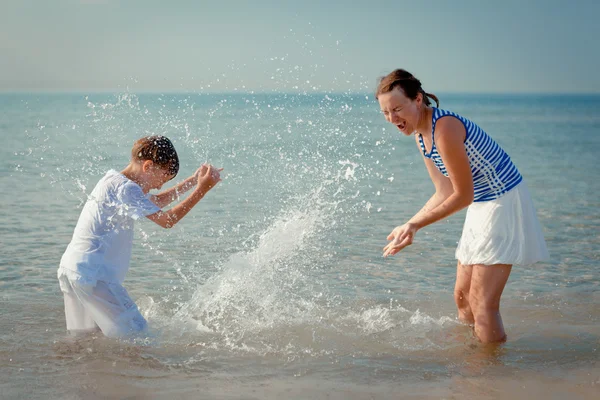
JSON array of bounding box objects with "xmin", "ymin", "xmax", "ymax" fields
[
  {"xmin": 157, "ymin": 185, "xmax": 459, "ymax": 357},
  {"xmin": 174, "ymin": 196, "xmax": 330, "ymax": 339}
]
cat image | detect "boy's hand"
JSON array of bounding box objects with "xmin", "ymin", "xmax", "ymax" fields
[
  {"xmin": 196, "ymin": 164, "xmax": 222, "ymax": 192},
  {"xmin": 193, "ymin": 165, "xmax": 206, "ymax": 181}
]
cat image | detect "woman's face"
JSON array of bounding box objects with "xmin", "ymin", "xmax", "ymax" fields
[{"xmin": 378, "ymin": 87, "xmax": 422, "ymax": 136}]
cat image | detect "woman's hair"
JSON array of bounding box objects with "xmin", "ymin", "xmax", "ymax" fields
[
  {"xmin": 375, "ymin": 69, "xmax": 439, "ymax": 107},
  {"xmin": 131, "ymin": 135, "xmax": 179, "ymax": 176}
]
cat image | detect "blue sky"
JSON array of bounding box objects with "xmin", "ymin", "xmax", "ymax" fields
[{"xmin": 1, "ymin": 0, "xmax": 598, "ymax": 93}]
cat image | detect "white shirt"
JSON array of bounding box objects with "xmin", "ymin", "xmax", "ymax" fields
[{"xmin": 59, "ymin": 170, "xmax": 160, "ymax": 285}]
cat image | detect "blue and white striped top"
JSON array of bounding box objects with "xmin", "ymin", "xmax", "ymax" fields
[{"xmin": 418, "ymin": 108, "xmax": 522, "ymax": 202}]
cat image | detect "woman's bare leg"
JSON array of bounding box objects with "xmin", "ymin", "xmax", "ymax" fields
[
  {"xmin": 454, "ymin": 261, "xmax": 474, "ymax": 324},
  {"xmin": 469, "ymin": 264, "xmax": 512, "ymax": 343}
]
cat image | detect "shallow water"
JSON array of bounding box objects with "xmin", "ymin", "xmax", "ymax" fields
[{"xmin": 1, "ymin": 93, "xmax": 599, "ymax": 399}]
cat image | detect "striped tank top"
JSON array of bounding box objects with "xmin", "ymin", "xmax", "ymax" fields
[{"xmin": 418, "ymin": 108, "xmax": 522, "ymax": 202}]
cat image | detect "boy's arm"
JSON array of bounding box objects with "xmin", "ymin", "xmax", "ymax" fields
[
  {"xmin": 150, "ymin": 175, "xmax": 197, "ymax": 208},
  {"xmin": 146, "ymin": 165, "xmax": 221, "ymax": 228}
]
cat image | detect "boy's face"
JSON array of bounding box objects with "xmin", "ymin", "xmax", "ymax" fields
[
  {"xmin": 143, "ymin": 161, "xmax": 176, "ymax": 190},
  {"xmin": 149, "ymin": 168, "xmax": 176, "ymax": 190}
]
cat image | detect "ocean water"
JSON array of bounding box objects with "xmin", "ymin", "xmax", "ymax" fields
[{"xmin": 1, "ymin": 92, "xmax": 598, "ymax": 399}]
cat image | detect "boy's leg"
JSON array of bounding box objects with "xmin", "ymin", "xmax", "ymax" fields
[
  {"xmin": 70, "ymin": 280, "xmax": 148, "ymax": 338},
  {"xmin": 468, "ymin": 264, "xmax": 512, "ymax": 343},
  {"xmin": 58, "ymin": 273, "xmax": 98, "ymax": 334}
]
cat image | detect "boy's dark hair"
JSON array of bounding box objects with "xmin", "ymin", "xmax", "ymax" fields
[{"xmin": 132, "ymin": 136, "xmax": 179, "ymax": 176}]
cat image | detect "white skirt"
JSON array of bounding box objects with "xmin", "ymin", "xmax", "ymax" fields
[{"xmin": 455, "ymin": 182, "xmax": 549, "ymax": 266}]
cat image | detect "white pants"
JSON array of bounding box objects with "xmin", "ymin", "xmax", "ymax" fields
[{"xmin": 58, "ymin": 272, "xmax": 147, "ymax": 338}]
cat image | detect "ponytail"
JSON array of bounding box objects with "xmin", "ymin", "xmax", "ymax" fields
[{"xmin": 421, "ymin": 90, "xmax": 440, "ymax": 108}]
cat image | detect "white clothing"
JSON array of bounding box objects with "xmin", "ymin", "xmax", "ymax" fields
[
  {"xmin": 58, "ymin": 170, "xmax": 160, "ymax": 285},
  {"xmin": 455, "ymin": 181, "xmax": 549, "ymax": 266},
  {"xmin": 57, "ymin": 170, "xmax": 160, "ymax": 337},
  {"xmin": 58, "ymin": 269, "xmax": 147, "ymax": 337}
]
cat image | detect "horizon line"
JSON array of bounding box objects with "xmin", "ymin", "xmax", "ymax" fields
[{"xmin": 1, "ymin": 89, "xmax": 600, "ymax": 96}]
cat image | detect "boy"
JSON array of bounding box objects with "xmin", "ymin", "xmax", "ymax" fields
[{"xmin": 57, "ymin": 135, "xmax": 221, "ymax": 338}]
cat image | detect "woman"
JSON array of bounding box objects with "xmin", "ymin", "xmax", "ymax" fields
[{"xmin": 377, "ymin": 69, "xmax": 548, "ymax": 343}]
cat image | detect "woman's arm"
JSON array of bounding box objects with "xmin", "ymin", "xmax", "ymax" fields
[
  {"xmin": 407, "ymin": 142, "xmax": 455, "ymax": 224},
  {"xmin": 383, "ymin": 117, "xmax": 472, "ymax": 257},
  {"xmin": 409, "ymin": 117, "xmax": 473, "ymax": 230}
]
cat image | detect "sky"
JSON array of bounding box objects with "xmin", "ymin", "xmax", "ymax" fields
[{"xmin": 1, "ymin": 0, "xmax": 599, "ymax": 94}]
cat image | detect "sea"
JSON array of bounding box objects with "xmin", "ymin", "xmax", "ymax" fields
[{"xmin": 1, "ymin": 92, "xmax": 598, "ymax": 399}]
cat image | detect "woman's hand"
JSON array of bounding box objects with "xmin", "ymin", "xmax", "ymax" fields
[{"xmin": 383, "ymin": 223, "xmax": 418, "ymax": 257}]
